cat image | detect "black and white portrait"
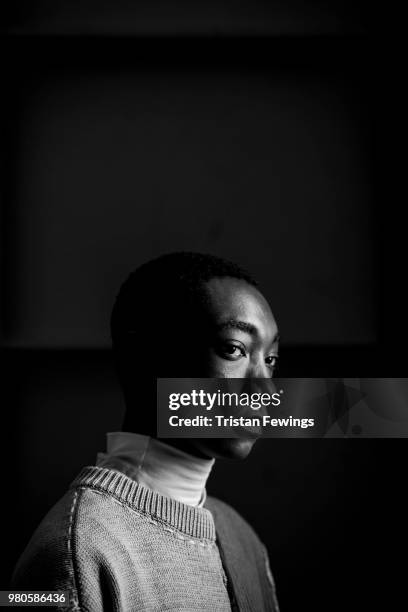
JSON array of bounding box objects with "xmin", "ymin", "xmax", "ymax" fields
[{"xmin": 0, "ymin": 3, "xmax": 404, "ymax": 611}]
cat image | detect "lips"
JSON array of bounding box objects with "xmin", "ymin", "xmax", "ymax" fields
[{"xmin": 236, "ymin": 418, "xmax": 264, "ymax": 439}]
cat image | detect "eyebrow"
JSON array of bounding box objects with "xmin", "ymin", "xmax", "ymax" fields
[
  {"xmin": 218, "ymin": 319, "xmax": 257, "ymax": 335},
  {"xmin": 217, "ymin": 319, "xmax": 280, "ymax": 344}
]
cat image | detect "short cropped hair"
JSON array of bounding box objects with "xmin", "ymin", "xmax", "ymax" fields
[
  {"xmin": 111, "ymin": 252, "xmax": 256, "ymax": 344},
  {"xmin": 111, "ymin": 252, "xmax": 257, "ymax": 384}
]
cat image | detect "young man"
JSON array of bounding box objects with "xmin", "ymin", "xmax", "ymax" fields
[{"xmin": 13, "ymin": 252, "xmax": 280, "ymax": 611}]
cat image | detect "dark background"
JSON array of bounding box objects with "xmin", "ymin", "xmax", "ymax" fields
[{"xmin": 1, "ymin": 2, "xmax": 406, "ymax": 611}]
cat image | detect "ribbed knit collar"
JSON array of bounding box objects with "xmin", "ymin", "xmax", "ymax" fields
[
  {"xmin": 71, "ymin": 466, "xmax": 216, "ymax": 542},
  {"xmin": 96, "ymin": 432, "xmax": 214, "ymax": 508}
]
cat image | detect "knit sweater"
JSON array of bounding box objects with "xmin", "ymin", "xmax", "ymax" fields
[{"xmin": 12, "ymin": 466, "xmax": 279, "ymax": 612}]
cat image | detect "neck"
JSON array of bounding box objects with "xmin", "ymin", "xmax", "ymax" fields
[
  {"xmin": 159, "ymin": 438, "xmax": 214, "ymax": 460},
  {"xmin": 97, "ymin": 432, "xmax": 215, "ymax": 507}
]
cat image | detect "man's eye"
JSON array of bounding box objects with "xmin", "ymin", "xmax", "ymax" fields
[
  {"xmin": 218, "ymin": 343, "xmax": 246, "ymax": 361},
  {"xmin": 265, "ymin": 355, "xmax": 278, "ymax": 369}
]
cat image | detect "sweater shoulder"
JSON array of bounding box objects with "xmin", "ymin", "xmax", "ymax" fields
[
  {"xmin": 12, "ymin": 484, "xmax": 118, "ymax": 607},
  {"xmin": 13, "ymin": 483, "xmax": 123, "ymax": 574},
  {"xmin": 205, "ymin": 495, "xmax": 263, "ymax": 549},
  {"xmin": 205, "ymin": 495, "xmax": 256, "ymax": 531},
  {"xmin": 205, "ymin": 496, "xmax": 279, "ymax": 610},
  {"xmin": 12, "ymin": 487, "xmax": 81, "ymax": 603}
]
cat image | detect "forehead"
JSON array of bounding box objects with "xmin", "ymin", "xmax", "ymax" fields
[{"xmin": 203, "ymin": 277, "xmax": 278, "ymax": 340}]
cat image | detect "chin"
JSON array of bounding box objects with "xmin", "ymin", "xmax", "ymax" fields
[{"xmin": 200, "ymin": 438, "xmax": 258, "ymax": 460}]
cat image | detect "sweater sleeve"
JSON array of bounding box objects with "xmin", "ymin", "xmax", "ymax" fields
[
  {"xmin": 12, "ymin": 488, "xmax": 130, "ymax": 612},
  {"xmin": 11, "ymin": 490, "xmax": 83, "ymax": 611},
  {"xmin": 205, "ymin": 496, "xmax": 280, "ymax": 611}
]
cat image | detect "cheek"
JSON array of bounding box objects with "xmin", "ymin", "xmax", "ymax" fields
[{"xmin": 206, "ymin": 354, "xmax": 248, "ymax": 378}]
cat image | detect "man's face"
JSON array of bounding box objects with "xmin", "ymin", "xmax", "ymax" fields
[
  {"xmin": 203, "ymin": 277, "xmax": 279, "ymax": 379},
  {"xmin": 186, "ymin": 276, "xmax": 279, "ymax": 460}
]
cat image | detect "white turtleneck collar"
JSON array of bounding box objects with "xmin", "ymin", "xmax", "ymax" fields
[{"xmin": 96, "ymin": 432, "xmax": 214, "ymax": 508}]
